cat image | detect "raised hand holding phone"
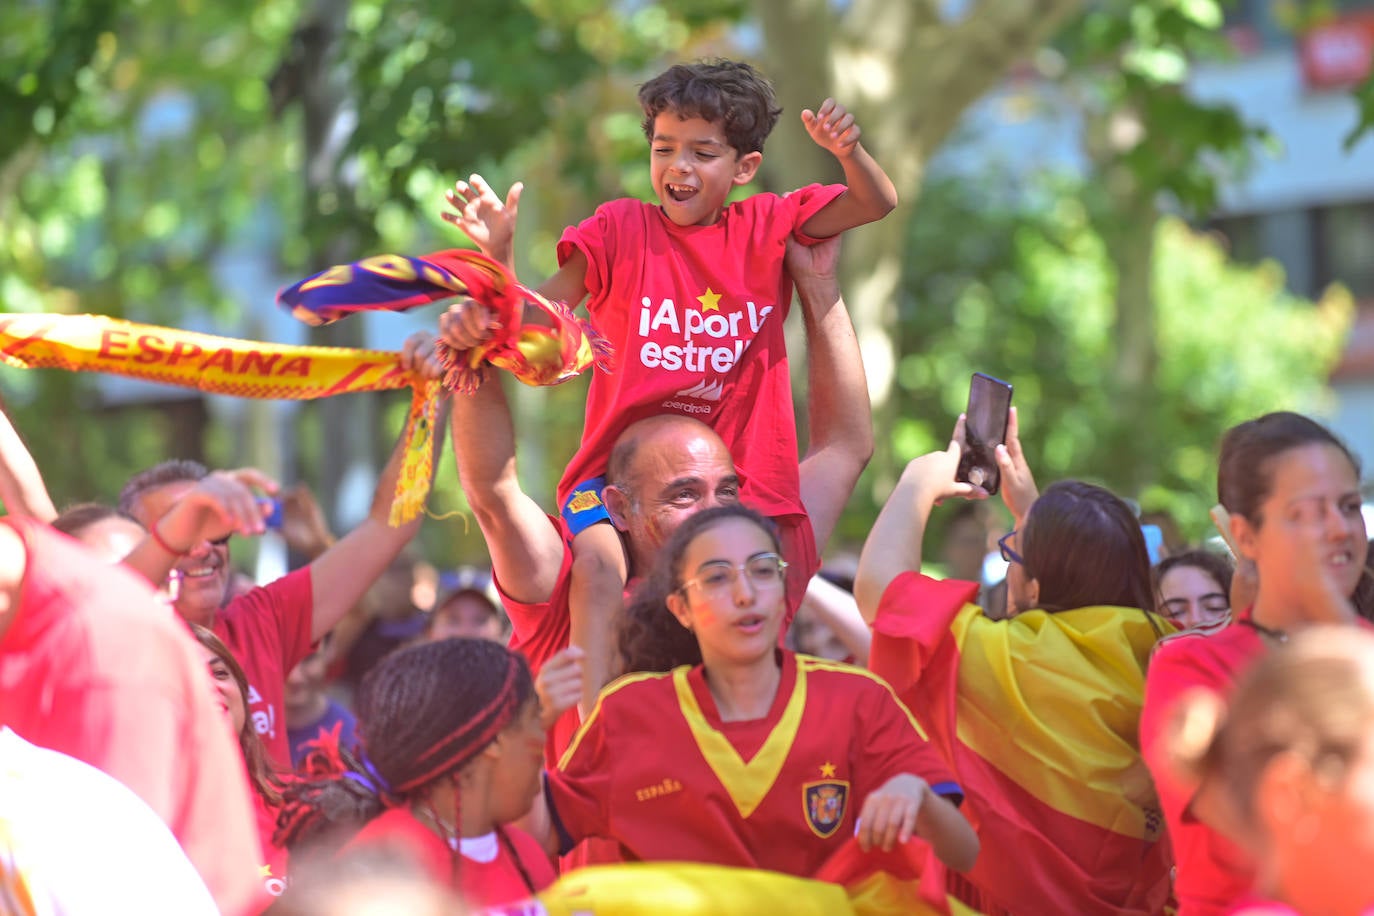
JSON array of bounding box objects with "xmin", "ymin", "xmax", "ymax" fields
[
  {"xmin": 956, "ymin": 372, "xmax": 1013, "ymax": 496},
  {"xmin": 992, "ymin": 406, "xmax": 1039, "ymax": 524}
]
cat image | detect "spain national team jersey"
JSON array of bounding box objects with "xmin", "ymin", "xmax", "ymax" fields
[{"xmin": 546, "ymin": 651, "xmax": 944, "ymax": 877}]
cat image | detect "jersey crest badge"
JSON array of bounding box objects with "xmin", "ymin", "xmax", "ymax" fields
[
  {"xmin": 803, "ymin": 777, "xmax": 849, "ymax": 838},
  {"xmin": 567, "ymin": 490, "xmax": 603, "ymax": 513}
]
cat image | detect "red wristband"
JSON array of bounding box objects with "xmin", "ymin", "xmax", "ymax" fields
[{"xmin": 149, "ymin": 521, "xmax": 186, "ymax": 557}]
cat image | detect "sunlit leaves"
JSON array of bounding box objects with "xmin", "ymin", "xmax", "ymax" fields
[
  {"xmin": 1122, "ymin": 45, "xmax": 1188, "ymax": 83},
  {"xmin": 896, "ymin": 173, "xmax": 1350, "ymax": 539},
  {"xmin": 0, "ymin": 0, "xmax": 120, "ymax": 162},
  {"xmin": 1048, "ymin": 0, "xmax": 1267, "ymax": 215},
  {"xmin": 1346, "ymin": 72, "xmax": 1374, "ymax": 151}
]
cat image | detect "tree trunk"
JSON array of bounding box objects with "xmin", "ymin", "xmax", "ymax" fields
[
  {"xmin": 290, "ymin": 0, "xmax": 383, "ymax": 528},
  {"xmin": 1083, "ymin": 102, "xmax": 1160, "ymax": 497},
  {"xmin": 754, "ymin": 0, "xmax": 1089, "ymax": 498}
]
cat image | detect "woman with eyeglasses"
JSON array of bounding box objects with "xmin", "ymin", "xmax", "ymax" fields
[
  {"xmin": 535, "ymin": 503, "xmax": 978, "ymax": 887},
  {"xmin": 854, "ymin": 409, "xmax": 1174, "ymax": 916}
]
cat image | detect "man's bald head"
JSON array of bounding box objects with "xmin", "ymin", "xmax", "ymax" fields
[
  {"xmin": 607, "ymin": 415, "xmax": 725, "ymax": 491},
  {"xmin": 602, "ymin": 416, "xmax": 740, "ymax": 570}
]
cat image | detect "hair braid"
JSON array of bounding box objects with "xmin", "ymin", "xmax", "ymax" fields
[{"xmin": 276, "ymin": 638, "xmax": 534, "ymax": 858}]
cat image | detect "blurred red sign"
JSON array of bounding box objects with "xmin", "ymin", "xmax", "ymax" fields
[{"xmin": 1299, "ymin": 13, "xmax": 1374, "ymax": 91}]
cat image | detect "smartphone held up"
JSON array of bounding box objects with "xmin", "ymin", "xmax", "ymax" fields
[{"xmin": 956, "ymin": 372, "xmax": 1013, "ymax": 496}]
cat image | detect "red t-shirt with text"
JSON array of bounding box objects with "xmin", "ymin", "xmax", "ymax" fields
[{"xmin": 555, "ymin": 185, "xmax": 844, "ymax": 517}]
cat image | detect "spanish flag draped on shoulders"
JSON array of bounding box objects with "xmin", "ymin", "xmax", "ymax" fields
[{"xmin": 870, "ymin": 572, "xmax": 1174, "ymax": 916}]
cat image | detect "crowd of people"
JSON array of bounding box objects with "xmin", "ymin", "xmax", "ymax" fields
[{"xmin": 3, "ymin": 57, "xmax": 1373, "ymax": 916}]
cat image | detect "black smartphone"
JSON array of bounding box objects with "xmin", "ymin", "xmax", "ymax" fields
[{"xmin": 956, "ymin": 372, "xmax": 1013, "ymax": 495}]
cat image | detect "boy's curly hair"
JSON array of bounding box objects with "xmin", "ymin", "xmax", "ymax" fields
[{"xmin": 638, "ymin": 59, "xmax": 783, "ymax": 155}]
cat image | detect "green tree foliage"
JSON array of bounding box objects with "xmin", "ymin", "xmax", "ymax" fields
[
  {"xmin": 1348, "ymin": 72, "xmax": 1374, "ymax": 150},
  {"xmin": 751, "ymin": 0, "xmax": 1278, "ymax": 503},
  {"xmin": 0, "ymin": 0, "xmax": 1359, "ymax": 567},
  {"xmin": 0, "ymin": 0, "xmax": 744, "ymax": 557},
  {"xmin": 874, "ymin": 172, "xmax": 1352, "ymax": 549}
]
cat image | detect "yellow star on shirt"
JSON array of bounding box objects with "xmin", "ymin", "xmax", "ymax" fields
[
  {"xmin": 697, "ymin": 288, "xmax": 722, "ymax": 311},
  {"xmin": 260, "ymin": 864, "xmax": 274, "ymax": 878},
  {"xmin": 819, "ymin": 761, "xmax": 837, "ymax": 779}
]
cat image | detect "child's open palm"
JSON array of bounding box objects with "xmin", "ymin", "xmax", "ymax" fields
[
  {"xmin": 442, "ymin": 173, "xmax": 522, "ymax": 262},
  {"xmin": 802, "ymin": 99, "xmax": 862, "ymax": 159}
]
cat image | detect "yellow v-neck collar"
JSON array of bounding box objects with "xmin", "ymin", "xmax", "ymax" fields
[{"xmin": 672, "ymin": 660, "xmax": 808, "ymax": 819}]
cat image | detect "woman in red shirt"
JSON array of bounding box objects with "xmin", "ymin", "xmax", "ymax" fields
[
  {"xmin": 1140, "ymin": 411, "xmax": 1369, "ymax": 915},
  {"xmin": 275, "ymin": 638, "xmax": 553, "ymax": 909},
  {"xmin": 191, "ymin": 625, "xmax": 290, "ymax": 902},
  {"xmin": 1163, "ymin": 626, "xmax": 1374, "ymax": 915}
]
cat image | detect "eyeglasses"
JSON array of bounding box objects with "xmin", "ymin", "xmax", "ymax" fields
[
  {"xmin": 680, "ymin": 553, "xmax": 788, "ymax": 596},
  {"xmin": 998, "ymin": 530, "xmax": 1023, "ymax": 566}
]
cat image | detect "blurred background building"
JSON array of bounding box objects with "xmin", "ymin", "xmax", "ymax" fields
[{"xmin": 938, "ymin": 0, "xmax": 1374, "ymax": 465}]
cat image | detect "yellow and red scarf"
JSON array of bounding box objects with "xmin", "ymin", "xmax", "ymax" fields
[
  {"xmin": 0, "ymin": 312, "xmax": 438, "ymax": 524},
  {"xmin": 1, "ymin": 252, "xmax": 610, "ymax": 525}
]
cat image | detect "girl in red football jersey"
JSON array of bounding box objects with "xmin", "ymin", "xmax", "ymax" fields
[
  {"xmin": 273, "ymin": 638, "xmax": 554, "ymax": 909},
  {"xmin": 538, "ymin": 504, "xmax": 978, "ymax": 884}
]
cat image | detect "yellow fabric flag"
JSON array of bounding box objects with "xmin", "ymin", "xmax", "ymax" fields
[{"xmin": 0, "ymin": 313, "xmax": 436, "ymax": 525}]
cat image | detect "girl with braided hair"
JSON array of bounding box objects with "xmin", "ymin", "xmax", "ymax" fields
[{"xmin": 274, "ymin": 637, "xmax": 553, "ymax": 908}]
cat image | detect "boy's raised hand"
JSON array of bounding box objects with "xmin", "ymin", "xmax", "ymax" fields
[
  {"xmin": 441, "ymin": 173, "xmax": 522, "ymax": 263},
  {"xmin": 802, "ymin": 98, "xmax": 862, "ymax": 159}
]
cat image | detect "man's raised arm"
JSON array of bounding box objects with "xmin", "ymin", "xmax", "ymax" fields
[
  {"xmin": 449, "ymin": 363, "xmax": 565, "ymax": 606},
  {"xmin": 791, "ymin": 236, "xmax": 873, "ymax": 550},
  {"xmin": 0, "ymin": 405, "xmax": 57, "ymax": 522},
  {"xmin": 305, "ymin": 421, "xmax": 425, "ymax": 642}
]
